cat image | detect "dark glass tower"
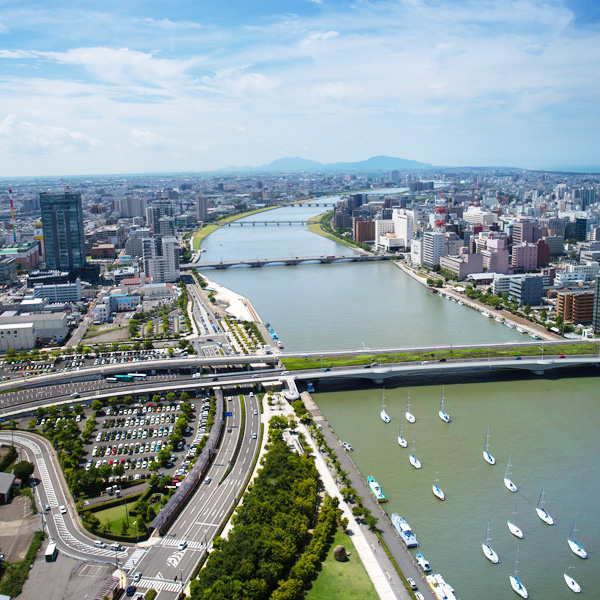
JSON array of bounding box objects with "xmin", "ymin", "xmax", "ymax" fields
[{"xmin": 40, "ymin": 191, "xmax": 86, "ymax": 274}]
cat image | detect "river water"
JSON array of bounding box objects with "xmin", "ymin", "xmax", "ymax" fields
[
  {"xmin": 199, "ymin": 203, "xmax": 520, "ymax": 352},
  {"xmin": 198, "ymin": 203, "xmax": 600, "ymax": 599}
]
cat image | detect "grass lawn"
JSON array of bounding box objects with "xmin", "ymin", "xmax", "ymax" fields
[
  {"xmin": 93, "ymin": 503, "xmax": 138, "ymax": 536},
  {"xmin": 305, "ymin": 527, "xmax": 377, "ymax": 600}
]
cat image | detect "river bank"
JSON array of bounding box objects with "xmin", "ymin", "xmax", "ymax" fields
[{"xmin": 393, "ymin": 261, "xmax": 559, "ymax": 341}]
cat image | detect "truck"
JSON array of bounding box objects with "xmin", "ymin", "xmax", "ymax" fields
[{"xmin": 45, "ymin": 542, "xmax": 58, "ymax": 562}]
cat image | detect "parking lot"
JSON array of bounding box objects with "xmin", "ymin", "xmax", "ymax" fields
[{"xmin": 31, "ymin": 393, "xmax": 215, "ymax": 496}]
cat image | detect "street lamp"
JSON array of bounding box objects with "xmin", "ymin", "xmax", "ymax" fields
[
  {"xmin": 133, "ymin": 521, "xmax": 138, "ymax": 544},
  {"xmin": 179, "ymin": 568, "xmax": 183, "ymax": 587},
  {"xmin": 538, "ymin": 343, "xmax": 544, "ymax": 359}
]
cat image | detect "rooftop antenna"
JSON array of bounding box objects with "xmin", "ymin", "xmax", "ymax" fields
[
  {"xmin": 8, "ymin": 188, "xmax": 16, "ymax": 243},
  {"xmin": 435, "ymin": 189, "xmax": 446, "ymax": 231}
]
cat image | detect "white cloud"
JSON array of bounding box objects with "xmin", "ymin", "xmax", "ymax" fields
[
  {"xmin": 0, "ymin": 114, "xmax": 103, "ymax": 154},
  {"xmin": 129, "ymin": 129, "xmax": 164, "ymax": 149},
  {"xmin": 300, "ymin": 30, "xmax": 339, "ymax": 46}
]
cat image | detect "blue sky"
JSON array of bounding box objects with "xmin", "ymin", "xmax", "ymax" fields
[{"xmin": 0, "ymin": 0, "xmax": 598, "ymax": 176}]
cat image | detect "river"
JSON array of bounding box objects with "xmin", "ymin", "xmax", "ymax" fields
[{"xmin": 199, "ymin": 202, "xmax": 521, "ymax": 352}]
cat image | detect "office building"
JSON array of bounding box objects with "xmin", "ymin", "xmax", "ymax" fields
[
  {"xmin": 40, "ymin": 191, "xmax": 86, "ymax": 275},
  {"xmin": 592, "ymin": 277, "xmax": 600, "ymax": 334},
  {"xmin": 142, "ymin": 236, "xmax": 180, "ymax": 283},
  {"xmin": 33, "ymin": 278, "xmax": 82, "ymax": 303},
  {"xmin": 422, "ymin": 231, "xmax": 446, "ymax": 269},
  {"xmin": 0, "ymin": 257, "xmax": 17, "ymax": 285},
  {"xmin": 512, "ymin": 243, "xmax": 538, "ymax": 271},
  {"xmin": 147, "ymin": 199, "xmax": 175, "ymax": 233},
  {"xmin": 508, "ymin": 275, "xmax": 544, "ymax": 306},
  {"xmin": 196, "ymin": 195, "xmax": 208, "ymax": 222}
]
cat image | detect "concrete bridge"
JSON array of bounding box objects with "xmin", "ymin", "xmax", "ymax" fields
[
  {"xmin": 225, "ymin": 220, "xmax": 311, "ymax": 226},
  {"xmin": 181, "ymin": 254, "xmax": 391, "ymax": 270}
]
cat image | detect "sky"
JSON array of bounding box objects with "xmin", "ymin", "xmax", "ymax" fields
[{"xmin": 0, "ymin": 0, "xmax": 598, "ymax": 176}]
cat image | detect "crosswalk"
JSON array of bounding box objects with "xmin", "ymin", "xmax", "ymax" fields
[
  {"xmin": 36, "ymin": 459, "xmax": 58, "ymax": 507},
  {"xmin": 124, "ymin": 547, "xmax": 146, "ymax": 571},
  {"xmin": 139, "ymin": 578, "xmax": 184, "ymax": 593},
  {"xmin": 161, "ymin": 538, "xmax": 205, "ymax": 550}
]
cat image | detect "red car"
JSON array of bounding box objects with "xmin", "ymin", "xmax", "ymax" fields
[{"xmin": 558, "ymin": 354, "xmax": 566, "ymax": 358}]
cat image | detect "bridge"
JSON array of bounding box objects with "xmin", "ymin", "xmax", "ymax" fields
[
  {"xmin": 181, "ymin": 254, "xmax": 392, "ymax": 269},
  {"xmin": 224, "ymin": 220, "xmax": 311, "ymax": 226}
]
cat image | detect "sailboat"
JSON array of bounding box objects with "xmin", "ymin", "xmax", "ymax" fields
[
  {"xmin": 535, "ymin": 487, "xmax": 554, "ymax": 525},
  {"xmin": 432, "ymin": 461, "xmax": 445, "ymax": 500},
  {"xmin": 483, "ymin": 426, "xmax": 495, "ymax": 465},
  {"xmin": 482, "ymin": 520, "xmax": 499, "ymax": 564},
  {"xmin": 397, "ymin": 420, "xmax": 407, "ymax": 448},
  {"xmin": 438, "ymin": 386, "xmax": 450, "ymax": 423},
  {"xmin": 509, "ymin": 546, "xmax": 528, "ymax": 598},
  {"xmin": 504, "ymin": 455, "xmax": 517, "ymax": 492},
  {"xmin": 507, "ymin": 499, "xmax": 524, "ymax": 539},
  {"xmin": 564, "ymin": 567, "xmax": 582, "ymax": 593},
  {"xmin": 567, "ymin": 513, "xmax": 587, "ymax": 558},
  {"xmin": 380, "ymin": 387, "xmax": 391, "ymax": 423},
  {"xmin": 409, "ymin": 434, "xmax": 421, "ymax": 469},
  {"xmin": 405, "ymin": 391, "xmax": 416, "ymax": 423}
]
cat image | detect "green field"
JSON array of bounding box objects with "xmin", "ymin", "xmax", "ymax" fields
[
  {"xmin": 92, "ymin": 502, "xmax": 138, "ymax": 536},
  {"xmin": 305, "ymin": 527, "xmax": 377, "ymax": 600}
]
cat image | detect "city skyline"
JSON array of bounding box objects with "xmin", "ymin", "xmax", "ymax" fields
[{"xmin": 0, "ymin": 0, "xmax": 599, "ymax": 177}]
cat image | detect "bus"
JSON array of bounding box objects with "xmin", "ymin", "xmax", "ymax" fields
[
  {"xmin": 114, "ymin": 374, "xmax": 133, "ymax": 382},
  {"xmin": 127, "ymin": 373, "xmax": 147, "ymax": 381},
  {"xmin": 45, "ymin": 541, "xmax": 58, "ymax": 562}
]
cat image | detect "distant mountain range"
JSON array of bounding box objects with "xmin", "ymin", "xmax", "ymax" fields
[{"xmin": 218, "ymin": 155, "xmax": 434, "ymax": 173}]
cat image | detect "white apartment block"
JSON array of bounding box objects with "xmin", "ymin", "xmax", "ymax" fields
[
  {"xmin": 410, "ymin": 238, "xmax": 423, "ymax": 267},
  {"xmin": 143, "ymin": 236, "xmax": 180, "ymax": 283},
  {"xmin": 422, "ymin": 231, "xmax": 446, "ymax": 269},
  {"xmin": 565, "ymin": 262, "xmax": 599, "ymax": 282},
  {"xmin": 33, "ymin": 278, "xmax": 82, "ymax": 303}
]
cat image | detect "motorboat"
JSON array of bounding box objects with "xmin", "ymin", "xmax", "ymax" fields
[
  {"xmin": 504, "ymin": 455, "xmax": 517, "ymax": 492},
  {"xmin": 409, "ymin": 434, "xmax": 421, "ymax": 469},
  {"xmin": 438, "ymin": 386, "xmax": 450, "ymax": 423},
  {"xmin": 482, "ymin": 520, "xmax": 499, "ymax": 564},
  {"xmin": 405, "ymin": 391, "xmax": 416, "ymax": 423},
  {"xmin": 367, "ymin": 476, "xmax": 387, "ymax": 502},
  {"xmin": 509, "ymin": 546, "xmax": 528, "ymax": 598},
  {"xmin": 483, "ymin": 426, "xmax": 495, "ymax": 465},
  {"xmin": 416, "ymin": 552, "xmax": 431, "ymax": 572},
  {"xmin": 426, "ymin": 574, "xmax": 457, "ymax": 600},
  {"xmin": 507, "ymin": 499, "xmax": 524, "ymax": 539},
  {"xmin": 567, "ymin": 514, "xmax": 587, "ymax": 558},
  {"xmin": 380, "ymin": 387, "xmax": 391, "ymax": 423},
  {"xmin": 391, "ymin": 513, "xmax": 418, "ymax": 547},
  {"xmin": 535, "ymin": 487, "xmax": 554, "ymax": 525}
]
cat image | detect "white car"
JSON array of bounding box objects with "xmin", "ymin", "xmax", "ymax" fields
[
  {"xmin": 59, "ymin": 505, "xmax": 67, "ymax": 514},
  {"xmin": 178, "ymin": 541, "xmax": 188, "ymax": 551}
]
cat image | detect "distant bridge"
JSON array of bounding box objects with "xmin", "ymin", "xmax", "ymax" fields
[
  {"xmin": 225, "ymin": 220, "xmax": 311, "ymax": 226},
  {"xmin": 181, "ymin": 254, "xmax": 392, "ymax": 270}
]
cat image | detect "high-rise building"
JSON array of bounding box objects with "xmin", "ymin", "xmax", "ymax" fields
[
  {"xmin": 142, "ymin": 236, "xmax": 180, "ymax": 283},
  {"xmin": 592, "ymin": 277, "xmax": 600, "ymax": 333},
  {"xmin": 196, "ymin": 195, "xmax": 208, "ymax": 222},
  {"xmin": 422, "ymin": 231, "xmax": 446, "ymax": 269},
  {"xmin": 40, "ymin": 191, "xmax": 86, "ymax": 274},
  {"xmin": 147, "ymin": 199, "xmax": 175, "ymax": 233}
]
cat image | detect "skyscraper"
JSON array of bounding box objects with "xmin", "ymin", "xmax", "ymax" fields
[{"xmin": 40, "ymin": 191, "xmax": 86, "ymax": 274}]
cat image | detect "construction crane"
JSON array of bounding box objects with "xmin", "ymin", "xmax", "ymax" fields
[{"xmin": 8, "ymin": 188, "xmax": 16, "ymax": 243}]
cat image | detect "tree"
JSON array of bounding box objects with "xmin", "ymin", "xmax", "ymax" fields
[
  {"xmin": 73, "ymin": 403, "xmax": 84, "ymax": 415},
  {"xmin": 121, "ymin": 519, "xmax": 128, "ymax": 536},
  {"xmin": 541, "ymin": 309, "xmax": 548, "ymax": 321},
  {"xmin": 13, "ymin": 461, "xmax": 35, "ymax": 482},
  {"xmin": 152, "ymin": 394, "xmax": 161, "ymax": 404},
  {"xmin": 167, "ymin": 347, "xmax": 174, "ymax": 357},
  {"xmin": 524, "ymin": 303, "xmax": 531, "ymax": 315},
  {"xmin": 36, "ymin": 407, "xmax": 47, "ymax": 418},
  {"xmin": 180, "ymin": 392, "xmax": 190, "ymax": 402},
  {"xmin": 113, "ymin": 463, "xmax": 125, "ymax": 477},
  {"xmin": 157, "ymin": 448, "xmax": 171, "ymax": 468},
  {"xmin": 91, "ymin": 399, "xmax": 104, "ymax": 412}
]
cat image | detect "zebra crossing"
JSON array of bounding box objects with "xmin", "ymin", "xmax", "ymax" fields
[
  {"xmin": 36, "ymin": 459, "xmax": 58, "ymax": 506},
  {"xmin": 123, "ymin": 548, "xmax": 146, "ymax": 571},
  {"xmin": 161, "ymin": 538, "xmax": 204, "ymax": 550},
  {"xmin": 52, "ymin": 514, "xmax": 128, "ymax": 560},
  {"xmin": 139, "ymin": 578, "xmax": 184, "ymax": 593}
]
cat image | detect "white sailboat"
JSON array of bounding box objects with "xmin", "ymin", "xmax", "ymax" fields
[
  {"xmin": 380, "ymin": 387, "xmax": 391, "ymax": 423},
  {"xmin": 438, "ymin": 386, "xmax": 450, "ymax": 423},
  {"xmin": 397, "ymin": 420, "xmax": 407, "ymax": 448},
  {"xmin": 567, "ymin": 513, "xmax": 587, "ymax": 558},
  {"xmin": 432, "ymin": 461, "xmax": 444, "ymax": 500},
  {"xmin": 564, "ymin": 566, "xmax": 582, "ymax": 593},
  {"xmin": 483, "ymin": 426, "xmax": 495, "ymax": 465},
  {"xmin": 504, "ymin": 455, "xmax": 517, "ymax": 493},
  {"xmin": 535, "ymin": 487, "xmax": 554, "ymax": 525},
  {"xmin": 482, "ymin": 520, "xmax": 499, "ymax": 564},
  {"xmin": 509, "ymin": 546, "xmax": 528, "ymax": 598},
  {"xmin": 409, "ymin": 434, "xmax": 421, "ymax": 469},
  {"xmin": 507, "ymin": 498, "xmax": 524, "ymax": 539},
  {"xmin": 405, "ymin": 391, "xmax": 416, "ymax": 423}
]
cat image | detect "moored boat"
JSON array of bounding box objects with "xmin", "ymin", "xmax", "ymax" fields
[
  {"xmin": 482, "ymin": 520, "xmax": 499, "ymax": 564},
  {"xmin": 398, "ymin": 420, "xmax": 407, "ymax": 448},
  {"xmin": 426, "ymin": 574, "xmax": 457, "ymax": 600},
  {"xmin": 438, "ymin": 386, "xmax": 450, "ymax": 423},
  {"xmin": 405, "ymin": 391, "xmax": 416, "ymax": 423},
  {"xmin": 367, "ymin": 476, "xmax": 387, "ymax": 502},
  {"xmin": 391, "ymin": 513, "xmax": 418, "ymax": 547},
  {"xmin": 380, "ymin": 387, "xmax": 391, "ymax": 423},
  {"xmin": 504, "ymin": 455, "xmax": 517, "ymax": 492},
  {"xmin": 409, "ymin": 434, "xmax": 421, "ymax": 469},
  {"xmin": 483, "ymin": 426, "xmax": 495, "ymax": 465},
  {"xmin": 568, "ymin": 513, "xmax": 587, "ymax": 558},
  {"xmin": 416, "ymin": 552, "xmax": 431, "ymax": 572},
  {"xmin": 432, "ymin": 460, "xmax": 444, "ymax": 500},
  {"xmin": 509, "ymin": 546, "xmax": 528, "ymax": 598},
  {"xmin": 507, "ymin": 499, "xmax": 524, "ymax": 539},
  {"xmin": 535, "ymin": 487, "xmax": 554, "ymax": 525},
  {"xmin": 564, "ymin": 572, "xmax": 582, "ymax": 593}
]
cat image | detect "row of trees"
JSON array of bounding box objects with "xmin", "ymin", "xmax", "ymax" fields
[{"xmin": 190, "ymin": 425, "xmax": 320, "ymax": 600}]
